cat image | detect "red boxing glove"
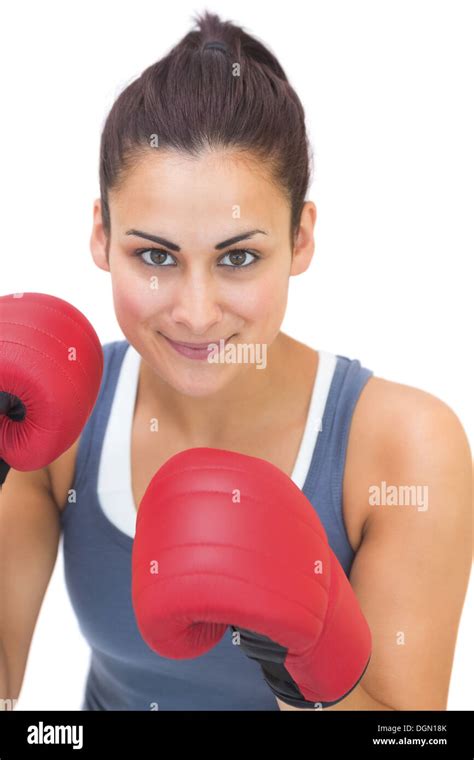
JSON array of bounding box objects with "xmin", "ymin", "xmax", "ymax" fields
[
  {"xmin": 0, "ymin": 292, "xmax": 103, "ymax": 485},
  {"xmin": 132, "ymin": 447, "xmax": 372, "ymax": 708}
]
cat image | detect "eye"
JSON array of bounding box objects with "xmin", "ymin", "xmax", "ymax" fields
[
  {"xmin": 218, "ymin": 249, "xmax": 260, "ymax": 270},
  {"xmin": 132, "ymin": 247, "xmax": 260, "ymax": 269},
  {"xmin": 133, "ymin": 249, "xmax": 176, "ymax": 267}
]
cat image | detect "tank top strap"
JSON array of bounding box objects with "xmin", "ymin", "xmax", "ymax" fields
[
  {"xmin": 73, "ymin": 340, "xmax": 130, "ymax": 496},
  {"xmin": 302, "ymin": 353, "xmax": 374, "ymax": 573}
]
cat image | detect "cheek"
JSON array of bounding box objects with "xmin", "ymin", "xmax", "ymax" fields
[
  {"xmin": 111, "ymin": 268, "xmax": 163, "ymax": 325},
  {"xmin": 226, "ymin": 270, "xmax": 288, "ymax": 324}
]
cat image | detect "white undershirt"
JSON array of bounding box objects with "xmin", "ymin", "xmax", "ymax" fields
[{"xmin": 98, "ymin": 344, "xmax": 337, "ymax": 538}]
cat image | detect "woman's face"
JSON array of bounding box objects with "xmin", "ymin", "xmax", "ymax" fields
[{"xmin": 91, "ymin": 149, "xmax": 315, "ymax": 397}]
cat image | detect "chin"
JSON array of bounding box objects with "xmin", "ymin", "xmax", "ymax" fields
[{"xmin": 163, "ymin": 363, "xmax": 235, "ymax": 398}]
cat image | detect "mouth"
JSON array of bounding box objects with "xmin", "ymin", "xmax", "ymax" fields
[
  {"xmin": 164, "ymin": 337, "xmax": 225, "ymax": 349},
  {"xmin": 157, "ymin": 332, "xmax": 235, "ymax": 361}
]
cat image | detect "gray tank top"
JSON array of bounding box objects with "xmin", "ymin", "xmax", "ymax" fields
[{"xmin": 60, "ymin": 340, "xmax": 373, "ymax": 710}]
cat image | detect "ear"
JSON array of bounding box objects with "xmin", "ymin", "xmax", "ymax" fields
[
  {"xmin": 290, "ymin": 201, "xmax": 317, "ymax": 276},
  {"xmin": 90, "ymin": 198, "xmax": 110, "ymax": 272}
]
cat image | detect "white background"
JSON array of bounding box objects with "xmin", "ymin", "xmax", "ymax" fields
[{"xmin": 0, "ymin": 0, "xmax": 472, "ymax": 709}]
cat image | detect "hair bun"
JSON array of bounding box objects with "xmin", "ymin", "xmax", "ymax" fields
[{"xmin": 203, "ymin": 41, "xmax": 228, "ymax": 54}]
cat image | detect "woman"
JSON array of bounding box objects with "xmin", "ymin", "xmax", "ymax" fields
[{"xmin": 2, "ymin": 10, "xmax": 471, "ymax": 711}]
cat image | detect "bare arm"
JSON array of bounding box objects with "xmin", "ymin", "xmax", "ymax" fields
[
  {"xmin": 0, "ymin": 466, "xmax": 61, "ymax": 706},
  {"xmin": 278, "ymin": 387, "xmax": 472, "ymax": 710}
]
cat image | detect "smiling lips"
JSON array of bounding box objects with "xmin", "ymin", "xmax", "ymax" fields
[
  {"xmin": 159, "ymin": 332, "xmax": 234, "ymax": 361},
  {"xmin": 169, "ymin": 339, "xmax": 220, "ymax": 349}
]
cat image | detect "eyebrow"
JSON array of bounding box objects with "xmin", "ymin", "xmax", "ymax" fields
[{"xmin": 125, "ymin": 228, "xmax": 268, "ymax": 251}]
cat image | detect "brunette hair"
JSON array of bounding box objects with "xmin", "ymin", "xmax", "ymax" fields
[{"xmin": 99, "ymin": 10, "xmax": 313, "ymax": 250}]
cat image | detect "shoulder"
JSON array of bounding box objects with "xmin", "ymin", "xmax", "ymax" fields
[
  {"xmin": 343, "ymin": 374, "xmax": 472, "ymax": 548},
  {"xmin": 355, "ymin": 374, "xmax": 471, "ymax": 469}
]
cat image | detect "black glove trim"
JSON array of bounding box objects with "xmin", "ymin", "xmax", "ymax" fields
[
  {"xmin": 232, "ymin": 625, "xmax": 372, "ymax": 710},
  {"xmin": 0, "ymin": 458, "xmax": 11, "ymax": 487},
  {"xmin": 267, "ymin": 654, "xmax": 372, "ymax": 709}
]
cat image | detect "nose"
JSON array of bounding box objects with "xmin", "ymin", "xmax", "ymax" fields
[{"xmin": 170, "ymin": 269, "xmax": 223, "ymax": 336}]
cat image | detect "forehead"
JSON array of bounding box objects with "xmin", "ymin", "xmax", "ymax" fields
[{"xmin": 110, "ymin": 149, "xmax": 289, "ymax": 234}]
